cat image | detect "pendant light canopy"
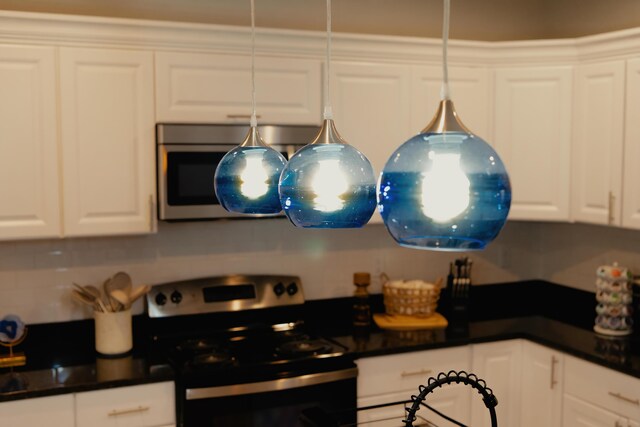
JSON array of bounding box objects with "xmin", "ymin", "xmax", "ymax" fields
[
  {"xmin": 377, "ymin": 0, "xmax": 511, "ymax": 251},
  {"xmin": 214, "ymin": 0, "xmax": 286, "ymax": 215},
  {"xmin": 278, "ymin": 0, "xmax": 376, "ymax": 228}
]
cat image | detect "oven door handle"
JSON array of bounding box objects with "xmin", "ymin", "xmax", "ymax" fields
[{"xmin": 185, "ymin": 367, "xmax": 358, "ymax": 400}]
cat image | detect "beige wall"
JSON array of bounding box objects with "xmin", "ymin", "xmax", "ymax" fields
[{"xmin": 0, "ymin": 0, "xmax": 638, "ymax": 41}]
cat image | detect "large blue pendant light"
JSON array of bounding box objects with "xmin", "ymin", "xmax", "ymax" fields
[
  {"xmin": 377, "ymin": 0, "xmax": 511, "ymax": 251},
  {"xmin": 214, "ymin": 0, "xmax": 286, "ymax": 215},
  {"xmin": 278, "ymin": 0, "xmax": 376, "ymax": 228}
]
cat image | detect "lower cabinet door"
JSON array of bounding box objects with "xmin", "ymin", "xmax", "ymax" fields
[
  {"xmin": 471, "ymin": 340, "xmax": 523, "ymax": 427},
  {"xmin": 357, "ymin": 385, "xmax": 470, "ymax": 427},
  {"xmin": 563, "ymin": 394, "xmax": 625, "ymax": 427},
  {"xmin": 520, "ymin": 341, "xmax": 563, "ymax": 427},
  {"xmin": 0, "ymin": 394, "xmax": 74, "ymax": 427},
  {"xmin": 75, "ymin": 381, "xmax": 175, "ymax": 427}
]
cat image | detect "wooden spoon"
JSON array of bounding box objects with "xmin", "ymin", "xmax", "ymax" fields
[
  {"xmin": 109, "ymin": 289, "xmax": 130, "ymax": 310},
  {"xmin": 129, "ymin": 285, "xmax": 151, "ymax": 304}
]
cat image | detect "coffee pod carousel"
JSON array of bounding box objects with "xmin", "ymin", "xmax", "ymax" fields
[{"xmin": 594, "ymin": 263, "xmax": 634, "ymax": 337}]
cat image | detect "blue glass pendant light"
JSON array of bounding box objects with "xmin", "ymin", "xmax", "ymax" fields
[
  {"xmin": 214, "ymin": 0, "xmax": 286, "ymax": 215},
  {"xmin": 378, "ymin": 0, "xmax": 511, "ymax": 251},
  {"xmin": 278, "ymin": 0, "xmax": 376, "ymax": 228}
]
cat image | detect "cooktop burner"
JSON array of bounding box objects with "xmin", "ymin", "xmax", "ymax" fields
[{"xmin": 276, "ymin": 339, "xmax": 333, "ymax": 357}]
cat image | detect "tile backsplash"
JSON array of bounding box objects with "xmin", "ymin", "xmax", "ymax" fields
[
  {"xmin": 3, "ymin": 218, "xmax": 636, "ymax": 325},
  {"xmin": 0, "ymin": 219, "xmax": 539, "ymax": 324}
]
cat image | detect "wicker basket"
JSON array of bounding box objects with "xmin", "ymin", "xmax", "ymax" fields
[{"xmin": 382, "ymin": 274, "xmax": 442, "ymax": 317}]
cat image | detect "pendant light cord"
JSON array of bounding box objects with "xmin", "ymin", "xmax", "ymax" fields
[
  {"xmin": 323, "ymin": 0, "xmax": 333, "ymax": 120},
  {"xmin": 250, "ymin": 0, "xmax": 258, "ymax": 128},
  {"xmin": 440, "ymin": 0, "xmax": 451, "ymax": 100}
]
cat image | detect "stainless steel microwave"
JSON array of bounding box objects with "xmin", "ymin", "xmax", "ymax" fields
[{"xmin": 156, "ymin": 123, "xmax": 319, "ymax": 221}]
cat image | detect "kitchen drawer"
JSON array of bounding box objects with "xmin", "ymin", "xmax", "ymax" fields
[
  {"xmin": 357, "ymin": 385, "xmax": 470, "ymax": 427},
  {"xmin": 356, "ymin": 346, "xmax": 470, "ymax": 397},
  {"xmin": 0, "ymin": 394, "xmax": 75, "ymax": 427},
  {"xmin": 565, "ymin": 354, "xmax": 640, "ymax": 420},
  {"xmin": 75, "ymin": 381, "xmax": 175, "ymax": 427}
]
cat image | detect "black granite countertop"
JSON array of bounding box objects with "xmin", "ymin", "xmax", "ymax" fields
[{"xmin": 0, "ymin": 280, "xmax": 638, "ymax": 403}]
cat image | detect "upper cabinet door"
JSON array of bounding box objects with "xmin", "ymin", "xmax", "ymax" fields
[
  {"xmin": 330, "ymin": 61, "xmax": 412, "ymax": 224},
  {"xmin": 155, "ymin": 52, "xmax": 321, "ymax": 125},
  {"xmin": 494, "ymin": 66, "xmax": 573, "ymax": 221},
  {"xmin": 0, "ymin": 45, "xmax": 60, "ymax": 241},
  {"xmin": 572, "ymin": 60, "xmax": 625, "ymax": 226},
  {"xmin": 60, "ymin": 47, "xmax": 155, "ymax": 237},
  {"xmin": 623, "ymin": 58, "xmax": 640, "ymax": 229},
  {"xmin": 411, "ymin": 65, "xmax": 492, "ymax": 140}
]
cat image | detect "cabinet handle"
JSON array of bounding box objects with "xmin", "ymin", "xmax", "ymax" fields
[
  {"xmin": 608, "ymin": 391, "xmax": 640, "ymax": 406},
  {"xmin": 149, "ymin": 194, "xmax": 156, "ymax": 232},
  {"xmin": 108, "ymin": 405, "xmax": 150, "ymax": 417},
  {"xmin": 227, "ymin": 114, "xmax": 262, "ymax": 119},
  {"xmin": 550, "ymin": 355, "xmax": 558, "ymax": 389},
  {"xmin": 400, "ymin": 368, "xmax": 432, "ymax": 378},
  {"xmin": 608, "ymin": 191, "xmax": 615, "ymax": 225}
]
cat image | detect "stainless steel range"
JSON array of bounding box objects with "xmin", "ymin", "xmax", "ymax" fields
[{"xmin": 146, "ymin": 275, "xmax": 357, "ymax": 427}]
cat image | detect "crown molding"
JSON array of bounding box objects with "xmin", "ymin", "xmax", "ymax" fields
[{"xmin": 0, "ymin": 10, "xmax": 638, "ymax": 66}]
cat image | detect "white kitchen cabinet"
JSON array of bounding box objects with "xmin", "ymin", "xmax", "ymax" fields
[
  {"xmin": 493, "ymin": 66, "xmax": 573, "ymax": 221},
  {"xmin": 356, "ymin": 346, "xmax": 471, "ymax": 425},
  {"xmin": 571, "ymin": 60, "xmax": 625, "ymax": 226},
  {"xmin": 564, "ymin": 355, "xmax": 640, "ymax": 422},
  {"xmin": 0, "ymin": 394, "xmax": 75, "ymax": 427},
  {"xmin": 59, "ymin": 47, "xmax": 156, "ymax": 237},
  {"xmin": 411, "ymin": 65, "xmax": 492, "ymax": 140},
  {"xmin": 622, "ymin": 58, "xmax": 640, "ymax": 229},
  {"xmin": 0, "ymin": 44, "xmax": 61, "ymax": 241},
  {"xmin": 563, "ymin": 394, "xmax": 626, "ymax": 427},
  {"xmin": 330, "ymin": 61, "xmax": 412, "ymax": 224},
  {"xmin": 155, "ymin": 51, "xmax": 321, "ymax": 125},
  {"xmin": 357, "ymin": 385, "xmax": 470, "ymax": 427},
  {"xmin": 470, "ymin": 339, "xmax": 523, "ymax": 427},
  {"xmin": 520, "ymin": 340, "xmax": 563, "ymax": 427},
  {"xmin": 75, "ymin": 381, "xmax": 175, "ymax": 427}
]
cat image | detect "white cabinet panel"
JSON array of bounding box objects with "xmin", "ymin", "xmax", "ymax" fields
[
  {"xmin": 565, "ymin": 354, "xmax": 640, "ymax": 421},
  {"xmin": 330, "ymin": 61, "xmax": 412, "ymax": 224},
  {"xmin": 471, "ymin": 340, "xmax": 522, "ymax": 427},
  {"xmin": 572, "ymin": 60, "xmax": 625, "ymax": 225},
  {"xmin": 155, "ymin": 51, "xmax": 321, "ymax": 125},
  {"xmin": 356, "ymin": 346, "xmax": 470, "ymax": 397},
  {"xmin": 60, "ymin": 47, "xmax": 155, "ymax": 237},
  {"xmin": 623, "ymin": 58, "xmax": 640, "ymax": 229},
  {"xmin": 357, "ymin": 386, "xmax": 470, "ymax": 427},
  {"xmin": 520, "ymin": 341, "xmax": 563, "ymax": 427},
  {"xmin": 411, "ymin": 65, "xmax": 492, "ymax": 140},
  {"xmin": 563, "ymin": 394, "xmax": 624, "ymax": 427},
  {"xmin": 75, "ymin": 381, "xmax": 175, "ymax": 427},
  {"xmin": 0, "ymin": 44, "xmax": 60, "ymax": 240},
  {"xmin": 494, "ymin": 66, "xmax": 572, "ymax": 221},
  {"xmin": 0, "ymin": 394, "xmax": 74, "ymax": 427}
]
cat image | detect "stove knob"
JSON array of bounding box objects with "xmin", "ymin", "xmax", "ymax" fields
[
  {"xmin": 170, "ymin": 290, "xmax": 183, "ymax": 304},
  {"xmin": 286, "ymin": 282, "xmax": 299, "ymax": 296},
  {"xmin": 274, "ymin": 282, "xmax": 285, "ymax": 297},
  {"xmin": 155, "ymin": 292, "xmax": 167, "ymax": 306}
]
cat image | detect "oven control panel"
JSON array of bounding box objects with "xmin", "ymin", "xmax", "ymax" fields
[{"xmin": 147, "ymin": 275, "xmax": 304, "ymax": 318}]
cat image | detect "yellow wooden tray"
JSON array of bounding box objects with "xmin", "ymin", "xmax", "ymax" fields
[{"xmin": 373, "ymin": 312, "xmax": 448, "ymax": 331}]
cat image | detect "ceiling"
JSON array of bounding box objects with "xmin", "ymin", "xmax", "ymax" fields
[{"xmin": 0, "ymin": 0, "xmax": 637, "ymax": 41}]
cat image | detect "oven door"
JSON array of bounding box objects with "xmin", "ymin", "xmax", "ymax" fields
[
  {"xmin": 157, "ymin": 144, "xmax": 296, "ymax": 220},
  {"xmin": 179, "ymin": 367, "xmax": 357, "ymax": 427}
]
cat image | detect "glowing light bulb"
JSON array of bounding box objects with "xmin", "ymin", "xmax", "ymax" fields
[
  {"xmin": 239, "ymin": 151, "xmax": 269, "ymax": 199},
  {"xmin": 311, "ymin": 159, "xmax": 348, "ymax": 212},
  {"xmin": 421, "ymin": 151, "xmax": 470, "ymax": 222}
]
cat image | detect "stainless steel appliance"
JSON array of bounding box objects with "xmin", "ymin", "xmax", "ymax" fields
[
  {"xmin": 146, "ymin": 275, "xmax": 357, "ymax": 427},
  {"xmin": 156, "ymin": 124, "xmax": 320, "ymax": 221}
]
